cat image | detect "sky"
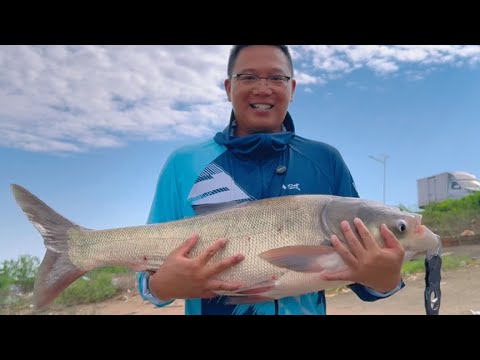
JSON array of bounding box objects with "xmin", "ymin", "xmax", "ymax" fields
[{"xmin": 1, "ymin": 45, "xmax": 480, "ymax": 263}]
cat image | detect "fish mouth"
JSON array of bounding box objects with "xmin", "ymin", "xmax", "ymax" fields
[
  {"xmin": 414, "ymin": 225, "xmax": 441, "ymax": 255},
  {"xmin": 426, "ymin": 234, "xmax": 442, "ymax": 259},
  {"xmin": 413, "ymin": 216, "xmax": 423, "ymax": 235},
  {"xmin": 407, "ymin": 215, "xmax": 440, "ymax": 256}
]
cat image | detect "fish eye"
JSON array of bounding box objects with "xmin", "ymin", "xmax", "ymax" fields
[{"xmin": 398, "ymin": 220, "xmax": 407, "ymax": 233}]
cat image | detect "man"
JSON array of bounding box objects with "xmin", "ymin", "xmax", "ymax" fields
[{"xmin": 137, "ymin": 45, "xmax": 405, "ymax": 315}]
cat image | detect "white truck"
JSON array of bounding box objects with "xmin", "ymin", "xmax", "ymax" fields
[{"xmin": 417, "ymin": 171, "xmax": 480, "ymax": 208}]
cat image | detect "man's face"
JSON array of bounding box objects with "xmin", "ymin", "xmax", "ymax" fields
[{"xmin": 224, "ymin": 46, "xmax": 296, "ymax": 136}]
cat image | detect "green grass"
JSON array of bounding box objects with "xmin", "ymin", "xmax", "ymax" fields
[
  {"xmin": 53, "ymin": 266, "xmax": 131, "ymax": 307},
  {"xmin": 0, "ymin": 255, "xmax": 39, "ymax": 310},
  {"xmin": 402, "ymin": 255, "xmax": 479, "ymax": 275},
  {"xmin": 419, "ymin": 191, "xmax": 480, "ymax": 237},
  {"xmin": 0, "ymin": 255, "xmax": 132, "ymax": 313}
]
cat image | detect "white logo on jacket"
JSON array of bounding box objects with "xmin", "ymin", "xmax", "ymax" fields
[
  {"xmin": 282, "ymin": 183, "xmax": 301, "ymax": 191},
  {"xmin": 188, "ymin": 162, "xmax": 254, "ymax": 205}
]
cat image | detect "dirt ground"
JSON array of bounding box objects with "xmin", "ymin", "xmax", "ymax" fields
[{"xmin": 32, "ymin": 244, "xmax": 480, "ymax": 316}]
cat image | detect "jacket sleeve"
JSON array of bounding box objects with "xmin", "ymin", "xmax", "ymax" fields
[
  {"xmin": 136, "ymin": 151, "xmax": 183, "ymax": 308},
  {"xmin": 332, "ymin": 149, "xmax": 404, "ymax": 301}
]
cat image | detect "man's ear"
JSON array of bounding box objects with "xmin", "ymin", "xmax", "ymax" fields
[
  {"xmin": 224, "ymin": 78, "xmax": 232, "ymax": 102},
  {"xmin": 290, "ymin": 78, "xmax": 297, "ymax": 102}
]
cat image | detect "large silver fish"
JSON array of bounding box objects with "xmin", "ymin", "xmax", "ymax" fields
[{"xmin": 11, "ymin": 184, "xmax": 439, "ymax": 311}]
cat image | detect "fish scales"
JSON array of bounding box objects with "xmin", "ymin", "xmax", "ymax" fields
[{"xmin": 68, "ymin": 196, "xmax": 323, "ymax": 285}]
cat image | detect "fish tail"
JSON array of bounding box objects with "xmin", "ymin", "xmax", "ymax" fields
[{"xmin": 11, "ymin": 184, "xmax": 87, "ymax": 311}]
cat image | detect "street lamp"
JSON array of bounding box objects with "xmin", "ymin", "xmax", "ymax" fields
[{"xmin": 369, "ymin": 154, "xmax": 389, "ymax": 204}]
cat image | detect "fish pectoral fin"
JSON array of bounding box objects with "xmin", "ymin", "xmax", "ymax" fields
[
  {"xmin": 216, "ymin": 278, "xmax": 277, "ymax": 297},
  {"xmin": 224, "ymin": 295, "xmax": 274, "ymax": 305},
  {"xmin": 234, "ymin": 278, "xmax": 277, "ymax": 295},
  {"xmin": 259, "ymin": 245, "xmax": 335, "ymax": 273}
]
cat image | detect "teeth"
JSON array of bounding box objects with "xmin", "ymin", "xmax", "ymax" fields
[{"xmin": 252, "ymin": 104, "xmax": 273, "ymax": 110}]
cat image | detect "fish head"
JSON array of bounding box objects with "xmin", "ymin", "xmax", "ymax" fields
[{"xmin": 358, "ymin": 204, "xmax": 440, "ymax": 256}]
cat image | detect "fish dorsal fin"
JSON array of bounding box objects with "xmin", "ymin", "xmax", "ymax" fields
[{"xmin": 192, "ymin": 200, "xmax": 252, "ymax": 216}]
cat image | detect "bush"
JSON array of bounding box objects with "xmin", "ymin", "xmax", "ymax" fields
[
  {"xmin": 418, "ymin": 192, "xmax": 480, "ymax": 237},
  {"xmin": 0, "ymin": 255, "xmax": 39, "ymax": 293},
  {"xmin": 0, "ymin": 255, "xmax": 40, "ymax": 309},
  {"xmin": 54, "ymin": 266, "xmax": 131, "ymax": 307},
  {"xmin": 0, "ymin": 254, "xmax": 132, "ymax": 311}
]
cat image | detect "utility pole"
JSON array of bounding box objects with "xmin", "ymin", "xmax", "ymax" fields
[{"xmin": 369, "ymin": 154, "xmax": 389, "ymax": 204}]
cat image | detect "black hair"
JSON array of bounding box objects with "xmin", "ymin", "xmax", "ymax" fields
[{"xmin": 227, "ymin": 45, "xmax": 294, "ymax": 78}]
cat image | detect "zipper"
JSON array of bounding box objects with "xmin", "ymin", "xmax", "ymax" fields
[
  {"xmin": 262, "ymin": 152, "xmax": 287, "ymax": 315},
  {"xmin": 259, "ymin": 159, "xmax": 265, "ymax": 197}
]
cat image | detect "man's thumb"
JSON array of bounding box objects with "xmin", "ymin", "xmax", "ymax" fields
[{"xmin": 380, "ymin": 224, "xmax": 402, "ymax": 250}]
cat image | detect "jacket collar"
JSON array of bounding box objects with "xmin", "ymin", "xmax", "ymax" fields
[{"xmin": 213, "ymin": 111, "xmax": 295, "ymax": 159}]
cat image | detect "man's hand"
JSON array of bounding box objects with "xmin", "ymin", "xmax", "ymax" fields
[
  {"xmin": 321, "ymin": 218, "xmax": 405, "ymax": 293},
  {"xmin": 148, "ymin": 234, "xmax": 245, "ymax": 301}
]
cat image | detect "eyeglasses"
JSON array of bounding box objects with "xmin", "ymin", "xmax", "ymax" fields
[{"xmin": 231, "ymin": 73, "xmax": 292, "ymax": 87}]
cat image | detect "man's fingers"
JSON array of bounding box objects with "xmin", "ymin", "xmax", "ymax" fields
[
  {"xmin": 321, "ymin": 269, "xmax": 351, "ymax": 282},
  {"xmin": 208, "ymin": 280, "xmax": 244, "ymax": 292},
  {"xmin": 330, "ymin": 235, "xmax": 357, "ymax": 268},
  {"xmin": 201, "ymin": 281, "xmax": 244, "ymax": 299},
  {"xmin": 353, "ymin": 218, "xmax": 377, "ymax": 250},
  {"xmin": 201, "ymin": 290, "xmax": 218, "ymax": 299},
  {"xmin": 205, "ymin": 253, "xmax": 245, "ymax": 278},
  {"xmin": 198, "ymin": 238, "xmax": 228, "ymax": 265},
  {"xmin": 175, "ymin": 234, "xmax": 199, "ymax": 256},
  {"xmin": 341, "ymin": 220, "xmax": 365, "ymax": 256},
  {"xmin": 381, "ymin": 224, "xmax": 404, "ymax": 252}
]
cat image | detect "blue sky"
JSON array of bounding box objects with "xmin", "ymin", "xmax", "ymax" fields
[{"xmin": 1, "ymin": 45, "xmax": 480, "ymax": 262}]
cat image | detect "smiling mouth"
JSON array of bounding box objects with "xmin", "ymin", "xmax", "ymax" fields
[{"xmin": 250, "ymin": 104, "xmax": 273, "ymax": 110}]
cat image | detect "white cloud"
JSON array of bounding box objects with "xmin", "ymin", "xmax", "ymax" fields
[
  {"xmin": 0, "ymin": 45, "xmax": 479, "ymax": 153},
  {"xmin": 366, "ymin": 58, "xmax": 399, "ymax": 74},
  {"xmin": 0, "ymin": 45, "xmax": 232, "ymax": 153},
  {"xmin": 294, "ymin": 71, "xmax": 325, "ymax": 85},
  {"xmin": 293, "ymin": 45, "xmax": 480, "ymax": 74}
]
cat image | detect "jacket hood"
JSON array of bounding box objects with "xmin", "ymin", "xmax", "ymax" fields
[{"xmin": 213, "ymin": 111, "xmax": 295, "ymax": 159}]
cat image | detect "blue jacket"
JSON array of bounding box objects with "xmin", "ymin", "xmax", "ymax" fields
[{"xmin": 137, "ymin": 112, "xmax": 403, "ymax": 315}]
